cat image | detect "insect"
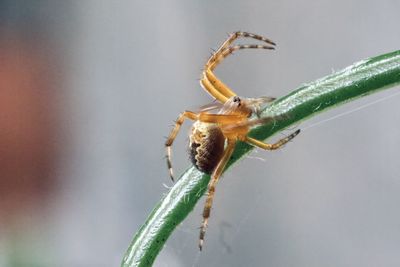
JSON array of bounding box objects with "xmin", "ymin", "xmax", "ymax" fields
[{"xmin": 165, "ymin": 32, "xmax": 300, "ymax": 250}]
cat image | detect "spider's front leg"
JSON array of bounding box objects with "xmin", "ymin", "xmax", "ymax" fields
[
  {"xmin": 165, "ymin": 111, "xmax": 198, "ymax": 181},
  {"xmin": 199, "ymin": 139, "xmax": 236, "ymax": 250},
  {"xmin": 200, "ymin": 32, "xmax": 276, "ymax": 103},
  {"xmin": 206, "ymin": 31, "xmax": 276, "ymax": 68}
]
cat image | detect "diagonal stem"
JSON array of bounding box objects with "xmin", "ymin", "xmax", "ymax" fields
[{"xmin": 122, "ymin": 50, "xmax": 400, "ymax": 267}]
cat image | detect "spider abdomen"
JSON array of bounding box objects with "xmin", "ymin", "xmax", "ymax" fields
[{"xmin": 189, "ymin": 121, "xmax": 225, "ymax": 174}]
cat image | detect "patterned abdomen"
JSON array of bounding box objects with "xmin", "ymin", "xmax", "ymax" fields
[{"xmin": 189, "ymin": 121, "xmax": 225, "ymax": 174}]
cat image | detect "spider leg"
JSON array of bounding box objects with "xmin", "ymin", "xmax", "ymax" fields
[
  {"xmin": 201, "ymin": 33, "xmax": 276, "ymax": 102},
  {"xmin": 165, "ymin": 111, "xmax": 198, "ymax": 181},
  {"xmin": 207, "ymin": 31, "xmax": 276, "ymax": 67},
  {"xmin": 199, "ymin": 139, "xmax": 236, "ymax": 250},
  {"xmin": 200, "ymin": 78, "xmax": 229, "ymax": 103},
  {"xmin": 221, "ymin": 116, "xmax": 278, "ymax": 133},
  {"xmin": 207, "ymin": 44, "xmax": 275, "ymax": 71},
  {"xmin": 245, "ymin": 129, "xmax": 300, "ymax": 150},
  {"xmin": 201, "ymin": 44, "xmax": 275, "ymax": 102},
  {"xmin": 220, "ymin": 115, "xmax": 299, "ymax": 143},
  {"xmin": 198, "ymin": 113, "xmax": 244, "ymax": 125},
  {"xmin": 197, "ymin": 101, "xmax": 224, "ymax": 113}
]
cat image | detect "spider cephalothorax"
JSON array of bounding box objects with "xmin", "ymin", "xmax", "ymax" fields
[{"xmin": 165, "ymin": 32, "xmax": 300, "ymax": 250}]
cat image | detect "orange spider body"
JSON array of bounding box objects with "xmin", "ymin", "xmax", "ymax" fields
[
  {"xmin": 189, "ymin": 96, "xmax": 252, "ymax": 174},
  {"xmin": 165, "ymin": 32, "xmax": 300, "ymax": 250}
]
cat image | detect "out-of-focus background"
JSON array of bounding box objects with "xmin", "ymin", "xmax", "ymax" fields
[{"xmin": 1, "ymin": 1, "xmax": 400, "ymax": 266}]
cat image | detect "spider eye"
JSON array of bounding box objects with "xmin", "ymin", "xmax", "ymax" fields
[{"xmin": 233, "ymin": 96, "xmax": 241, "ymax": 103}]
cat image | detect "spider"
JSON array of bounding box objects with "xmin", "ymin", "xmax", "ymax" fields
[{"xmin": 165, "ymin": 31, "xmax": 300, "ymax": 250}]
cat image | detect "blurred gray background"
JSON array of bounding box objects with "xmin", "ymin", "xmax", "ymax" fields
[{"xmin": 1, "ymin": 1, "xmax": 400, "ymax": 266}]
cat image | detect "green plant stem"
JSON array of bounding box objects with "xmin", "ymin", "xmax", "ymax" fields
[{"xmin": 122, "ymin": 50, "xmax": 400, "ymax": 267}]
